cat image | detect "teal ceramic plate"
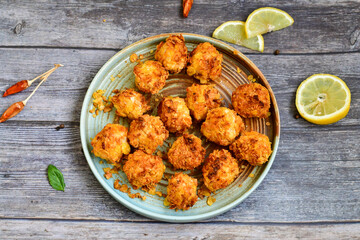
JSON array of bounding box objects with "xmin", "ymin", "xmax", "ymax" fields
[{"xmin": 80, "ymin": 33, "xmax": 280, "ymax": 223}]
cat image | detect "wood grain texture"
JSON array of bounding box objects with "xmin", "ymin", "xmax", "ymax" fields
[
  {"xmin": 0, "ymin": 48, "xmax": 359, "ymax": 125},
  {"xmin": 0, "ymin": 0, "xmax": 359, "ymax": 53},
  {"xmin": 1, "ymin": 219, "xmax": 360, "ymax": 240},
  {"xmin": 0, "ymin": 122, "xmax": 359, "ymax": 222}
]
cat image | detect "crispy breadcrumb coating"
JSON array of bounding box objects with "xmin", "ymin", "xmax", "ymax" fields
[
  {"xmin": 155, "ymin": 35, "xmax": 188, "ymax": 74},
  {"xmin": 166, "ymin": 172, "xmax": 198, "ymax": 210},
  {"xmin": 111, "ymin": 89, "xmax": 150, "ymax": 120},
  {"xmin": 202, "ymin": 149, "xmax": 239, "ymax": 192},
  {"xmin": 133, "ymin": 60, "xmax": 169, "ymax": 94},
  {"xmin": 167, "ymin": 134, "xmax": 206, "ymax": 170},
  {"xmin": 91, "ymin": 124, "xmax": 131, "ymax": 164},
  {"xmin": 230, "ymin": 131, "xmax": 272, "ymax": 166},
  {"xmin": 128, "ymin": 114, "xmax": 169, "ymax": 154},
  {"xmin": 123, "ymin": 150, "xmax": 165, "ymax": 190},
  {"xmin": 158, "ymin": 96, "xmax": 192, "ymax": 134},
  {"xmin": 201, "ymin": 107, "xmax": 244, "ymax": 146},
  {"xmin": 187, "ymin": 42, "xmax": 223, "ymax": 84},
  {"xmin": 231, "ymin": 83, "xmax": 271, "ymax": 118},
  {"xmin": 185, "ymin": 84, "xmax": 222, "ymax": 121}
]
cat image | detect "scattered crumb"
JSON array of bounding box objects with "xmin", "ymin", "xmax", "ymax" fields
[
  {"xmin": 89, "ymin": 108, "xmax": 95, "ymax": 114},
  {"xmin": 207, "ymin": 196, "xmax": 216, "ymax": 206},
  {"xmin": 241, "ymin": 165, "xmax": 246, "ymax": 169},
  {"xmin": 112, "ymin": 89, "xmax": 120, "ymax": 94},
  {"xmin": 150, "ymin": 49, "xmax": 154, "ymax": 54},
  {"xmin": 55, "ymin": 124, "xmax": 65, "ymax": 131},
  {"xmin": 239, "ymin": 184, "xmax": 243, "ymax": 187},
  {"xmin": 295, "ymin": 114, "xmax": 300, "ymax": 119},
  {"xmin": 163, "ymin": 198, "xmax": 170, "ymax": 207},
  {"xmin": 233, "ymin": 50, "xmax": 239, "ymax": 55},
  {"xmin": 92, "ymin": 114, "xmax": 96, "ymax": 118},
  {"xmin": 142, "ymin": 196, "xmax": 147, "ymax": 201},
  {"xmin": 155, "ymin": 191, "xmax": 163, "ymax": 197},
  {"xmin": 274, "ymin": 49, "xmax": 280, "ymax": 55},
  {"xmin": 236, "ymin": 67, "xmax": 241, "ymax": 74},
  {"xmin": 117, "ymin": 74, "xmax": 121, "ymax": 78},
  {"xmin": 266, "ymin": 122, "xmax": 271, "ymax": 126},
  {"xmin": 102, "ymin": 19, "xmax": 106, "ymax": 22},
  {"xmin": 104, "ymin": 172, "xmax": 112, "ymax": 179},
  {"xmin": 249, "ymin": 173, "xmax": 255, "ymax": 178},
  {"xmin": 130, "ymin": 53, "xmax": 138, "ymax": 63},
  {"xmin": 247, "ymin": 75, "xmax": 254, "ymax": 81},
  {"xmin": 99, "ymin": 160, "xmax": 103, "ymax": 164},
  {"xmin": 139, "ymin": 54, "xmax": 144, "ymax": 60}
]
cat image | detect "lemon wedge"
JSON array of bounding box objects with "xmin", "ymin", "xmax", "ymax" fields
[
  {"xmin": 245, "ymin": 7, "xmax": 294, "ymax": 38},
  {"xmin": 295, "ymin": 74, "xmax": 351, "ymax": 125},
  {"xmin": 213, "ymin": 21, "xmax": 264, "ymax": 52}
]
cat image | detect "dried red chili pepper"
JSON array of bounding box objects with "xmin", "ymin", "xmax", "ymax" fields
[
  {"xmin": 0, "ymin": 101, "xmax": 25, "ymax": 123},
  {"xmin": 3, "ymin": 80, "xmax": 30, "ymax": 97},
  {"xmin": 183, "ymin": 0, "xmax": 193, "ymax": 18},
  {"xmin": 2, "ymin": 64, "xmax": 63, "ymax": 97},
  {"xmin": 0, "ymin": 63, "xmax": 63, "ymax": 123}
]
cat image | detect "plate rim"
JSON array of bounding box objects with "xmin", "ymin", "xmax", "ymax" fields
[{"xmin": 80, "ymin": 32, "xmax": 281, "ymax": 223}]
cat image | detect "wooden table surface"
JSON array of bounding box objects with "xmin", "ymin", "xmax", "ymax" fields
[{"xmin": 1, "ymin": 1, "xmax": 359, "ymax": 239}]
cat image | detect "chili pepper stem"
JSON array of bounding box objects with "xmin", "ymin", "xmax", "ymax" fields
[{"xmin": 28, "ymin": 64, "xmax": 63, "ymax": 87}]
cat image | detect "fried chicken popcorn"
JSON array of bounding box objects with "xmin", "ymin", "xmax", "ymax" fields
[
  {"xmin": 91, "ymin": 123, "xmax": 131, "ymax": 164},
  {"xmin": 166, "ymin": 172, "xmax": 198, "ymax": 210},
  {"xmin": 185, "ymin": 84, "xmax": 222, "ymax": 121},
  {"xmin": 123, "ymin": 150, "xmax": 165, "ymax": 190},
  {"xmin": 155, "ymin": 35, "xmax": 188, "ymax": 74},
  {"xmin": 201, "ymin": 107, "xmax": 244, "ymax": 146},
  {"xmin": 202, "ymin": 149, "xmax": 240, "ymax": 192},
  {"xmin": 231, "ymin": 83, "xmax": 271, "ymax": 118},
  {"xmin": 167, "ymin": 133, "xmax": 206, "ymax": 170},
  {"xmin": 133, "ymin": 60, "xmax": 169, "ymax": 94},
  {"xmin": 230, "ymin": 131, "xmax": 272, "ymax": 166},
  {"xmin": 111, "ymin": 89, "xmax": 150, "ymax": 120},
  {"xmin": 187, "ymin": 42, "xmax": 223, "ymax": 84},
  {"xmin": 128, "ymin": 114, "xmax": 169, "ymax": 154},
  {"xmin": 158, "ymin": 96, "xmax": 192, "ymax": 134}
]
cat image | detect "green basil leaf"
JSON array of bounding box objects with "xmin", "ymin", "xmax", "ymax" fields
[{"xmin": 47, "ymin": 164, "xmax": 65, "ymax": 191}]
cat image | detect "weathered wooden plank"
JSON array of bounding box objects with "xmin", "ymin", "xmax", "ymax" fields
[
  {"xmin": 1, "ymin": 219, "xmax": 360, "ymax": 240},
  {"xmin": 0, "ymin": 0, "xmax": 359, "ymax": 53},
  {"xmin": 0, "ymin": 121, "xmax": 359, "ymax": 222},
  {"xmin": 0, "ymin": 49, "xmax": 359, "ymax": 126}
]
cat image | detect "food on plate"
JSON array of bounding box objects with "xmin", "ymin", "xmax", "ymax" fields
[
  {"xmin": 185, "ymin": 83, "xmax": 222, "ymax": 121},
  {"xmin": 183, "ymin": 0, "xmax": 193, "ymax": 18},
  {"xmin": 230, "ymin": 131, "xmax": 272, "ymax": 166},
  {"xmin": 128, "ymin": 114, "xmax": 169, "ymax": 154},
  {"xmin": 91, "ymin": 123, "xmax": 131, "ymax": 164},
  {"xmin": 133, "ymin": 60, "xmax": 169, "ymax": 94},
  {"xmin": 165, "ymin": 172, "xmax": 198, "ymax": 210},
  {"xmin": 202, "ymin": 149, "xmax": 240, "ymax": 192},
  {"xmin": 158, "ymin": 96, "xmax": 192, "ymax": 134},
  {"xmin": 155, "ymin": 35, "xmax": 188, "ymax": 74},
  {"xmin": 231, "ymin": 83, "xmax": 270, "ymax": 118},
  {"xmin": 201, "ymin": 107, "xmax": 244, "ymax": 146},
  {"xmin": 123, "ymin": 150, "xmax": 165, "ymax": 190},
  {"xmin": 186, "ymin": 42, "xmax": 223, "ymax": 84},
  {"xmin": 245, "ymin": 7, "xmax": 294, "ymax": 38},
  {"xmin": 111, "ymin": 89, "xmax": 150, "ymax": 120},
  {"xmin": 295, "ymin": 74, "xmax": 351, "ymax": 125},
  {"xmin": 167, "ymin": 133, "xmax": 206, "ymax": 170}
]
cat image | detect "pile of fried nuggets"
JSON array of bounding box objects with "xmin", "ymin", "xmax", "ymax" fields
[{"xmin": 91, "ymin": 35, "xmax": 272, "ymax": 211}]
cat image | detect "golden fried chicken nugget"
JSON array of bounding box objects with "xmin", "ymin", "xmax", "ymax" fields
[
  {"xmin": 128, "ymin": 114, "xmax": 169, "ymax": 154},
  {"xmin": 158, "ymin": 96, "xmax": 192, "ymax": 134},
  {"xmin": 166, "ymin": 172, "xmax": 198, "ymax": 210},
  {"xmin": 155, "ymin": 35, "xmax": 188, "ymax": 74},
  {"xmin": 185, "ymin": 84, "xmax": 222, "ymax": 121},
  {"xmin": 187, "ymin": 42, "xmax": 223, "ymax": 83},
  {"xmin": 133, "ymin": 60, "xmax": 169, "ymax": 94},
  {"xmin": 111, "ymin": 89, "xmax": 150, "ymax": 120},
  {"xmin": 91, "ymin": 123, "xmax": 131, "ymax": 164},
  {"xmin": 167, "ymin": 134, "xmax": 206, "ymax": 170},
  {"xmin": 230, "ymin": 131, "xmax": 272, "ymax": 166},
  {"xmin": 231, "ymin": 83, "xmax": 271, "ymax": 118},
  {"xmin": 123, "ymin": 150, "xmax": 165, "ymax": 190},
  {"xmin": 202, "ymin": 149, "xmax": 239, "ymax": 192},
  {"xmin": 201, "ymin": 107, "xmax": 244, "ymax": 146}
]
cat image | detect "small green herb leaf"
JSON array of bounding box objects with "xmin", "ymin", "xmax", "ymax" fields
[{"xmin": 47, "ymin": 164, "xmax": 65, "ymax": 191}]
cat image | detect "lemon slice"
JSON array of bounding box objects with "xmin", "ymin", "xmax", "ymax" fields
[
  {"xmin": 213, "ymin": 21, "xmax": 264, "ymax": 52},
  {"xmin": 245, "ymin": 7, "xmax": 294, "ymax": 38},
  {"xmin": 295, "ymin": 74, "xmax": 351, "ymax": 125}
]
